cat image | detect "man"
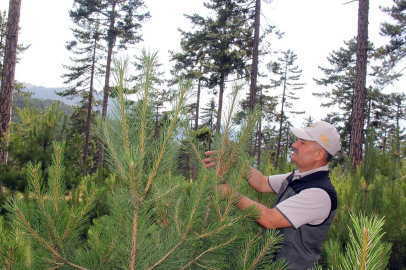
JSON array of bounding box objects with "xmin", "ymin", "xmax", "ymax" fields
[{"xmin": 204, "ymin": 121, "xmax": 341, "ymax": 270}]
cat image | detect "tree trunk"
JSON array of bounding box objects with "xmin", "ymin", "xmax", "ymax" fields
[
  {"xmin": 275, "ymin": 63, "xmax": 288, "ymax": 168},
  {"xmin": 395, "ymin": 102, "xmax": 400, "ymax": 157},
  {"xmin": 0, "ymin": 0, "xmax": 21, "ymax": 164},
  {"xmin": 249, "ymin": 0, "xmax": 260, "ymax": 112},
  {"xmin": 350, "ymin": 0, "xmax": 369, "ymax": 168},
  {"xmin": 83, "ymin": 34, "xmax": 97, "ymax": 167},
  {"xmin": 97, "ymin": 1, "xmax": 116, "ymax": 167},
  {"xmin": 216, "ymin": 73, "xmax": 225, "ymax": 132},
  {"xmin": 257, "ymin": 116, "xmax": 262, "ymax": 167},
  {"xmin": 366, "ymin": 96, "xmax": 371, "ymax": 130},
  {"xmin": 194, "ymin": 76, "xmax": 201, "ymax": 131}
]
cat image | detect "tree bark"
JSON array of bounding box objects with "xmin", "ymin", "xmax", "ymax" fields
[
  {"xmin": 194, "ymin": 76, "xmax": 201, "ymax": 131},
  {"xmin": 275, "ymin": 63, "xmax": 288, "ymax": 168},
  {"xmin": 97, "ymin": 1, "xmax": 116, "ymax": 167},
  {"xmin": 350, "ymin": 0, "xmax": 369, "ymax": 168},
  {"xmin": 83, "ymin": 34, "xmax": 97, "ymax": 167},
  {"xmin": 249, "ymin": 0, "xmax": 260, "ymax": 112},
  {"xmin": 0, "ymin": 0, "xmax": 21, "ymax": 164},
  {"xmin": 216, "ymin": 73, "xmax": 225, "ymax": 132},
  {"xmin": 257, "ymin": 115, "xmax": 262, "ymax": 167}
]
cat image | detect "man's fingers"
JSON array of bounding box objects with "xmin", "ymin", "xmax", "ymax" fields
[
  {"xmin": 203, "ymin": 157, "xmax": 212, "ymax": 163},
  {"xmin": 204, "ymin": 151, "xmax": 215, "ymax": 156},
  {"xmin": 205, "ymin": 162, "xmax": 216, "ymax": 168},
  {"xmin": 204, "ymin": 151, "xmax": 216, "ymax": 168}
]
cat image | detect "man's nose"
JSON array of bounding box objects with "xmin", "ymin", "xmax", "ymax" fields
[{"xmin": 292, "ymin": 140, "xmax": 300, "ymax": 148}]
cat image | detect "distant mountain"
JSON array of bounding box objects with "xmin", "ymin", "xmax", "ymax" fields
[
  {"xmin": 22, "ymin": 83, "xmax": 82, "ymax": 106},
  {"xmin": 19, "ymin": 83, "xmax": 114, "ymax": 115}
]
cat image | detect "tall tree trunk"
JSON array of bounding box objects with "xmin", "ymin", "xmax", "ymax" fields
[
  {"xmin": 97, "ymin": 1, "xmax": 116, "ymax": 167},
  {"xmin": 249, "ymin": 0, "xmax": 260, "ymax": 112},
  {"xmin": 366, "ymin": 96, "xmax": 371, "ymax": 131},
  {"xmin": 83, "ymin": 35, "xmax": 97, "ymax": 167},
  {"xmin": 194, "ymin": 76, "xmax": 201, "ymax": 131},
  {"xmin": 395, "ymin": 102, "xmax": 400, "ymax": 156},
  {"xmin": 0, "ymin": 0, "xmax": 21, "ymax": 164},
  {"xmin": 257, "ymin": 116, "xmax": 262, "ymax": 167},
  {"xmin": 275, "ymin": 63, "xmax": 288, "ymax": 168},
  {"xmin": 350, "ymin": 0, "xmax": 369, "ymax": 168},
  {"xmin": 216, "ymin": 73, "xmax": 225, "ymax": 132},
  {"xmin": 256, "ymin": 89, "xmax": 263, "ymax": 167},
  {"xmin": 253, "ymin": 128, "xmax": 258, "ymax": 158}
]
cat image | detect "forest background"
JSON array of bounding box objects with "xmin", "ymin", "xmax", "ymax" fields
[
  {"xmin": 0, "ymin": 0, "xmax": 405, "ymax": 269},
  {"xmin": 0, "ymin": 0, "xmax": 404, "ymax": 126}
]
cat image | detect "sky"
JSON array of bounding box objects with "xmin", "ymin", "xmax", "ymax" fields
[{"xmin": 0, "ymin": 0, "xmax": 403, "ymax": 127}]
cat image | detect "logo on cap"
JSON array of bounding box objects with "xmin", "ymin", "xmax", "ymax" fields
[{"xmin": 319, "ymin": 134, "xmax": 330, "ymax": 148}]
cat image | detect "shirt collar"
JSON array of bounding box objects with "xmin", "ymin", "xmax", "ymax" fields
[{"xmin": 293, "ymin": 165, "xmax": 329, "ymax": 180}]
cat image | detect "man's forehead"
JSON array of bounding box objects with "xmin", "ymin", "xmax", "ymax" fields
[
  {"xmin": 299, "ymin": 138, "xmax": 322, "ymax": 147},
  {"xmin": 298, "ymin": 138, "xmax": 315, "ymax": 143}
]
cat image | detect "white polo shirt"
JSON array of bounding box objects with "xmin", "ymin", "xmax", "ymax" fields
[{"xmin": 268, "ymin": 166, "xmax": 332, "ymax": 229}]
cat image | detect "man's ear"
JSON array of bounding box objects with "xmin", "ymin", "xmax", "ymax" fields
[{"xmin": 315, "ymin": 148, "xmax": 326, "ymax": 161}]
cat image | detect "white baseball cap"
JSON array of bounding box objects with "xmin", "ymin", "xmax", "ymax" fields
[{"xmin": 290, "ymin": 121, "xmax": 341, "ymax": 155}]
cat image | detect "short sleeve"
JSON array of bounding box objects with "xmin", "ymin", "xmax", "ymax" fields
[
  {"xmin": 268, "ymin": 172, "xmax": 291, "ymax": 194},
  {"xmin": 275, "ymin": 188, "xmax": 331, "ymax": 229}
]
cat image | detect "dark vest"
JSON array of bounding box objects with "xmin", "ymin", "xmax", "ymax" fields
[{"xmin": 273, "ymin": 171, "xmax": 337, "ymax": 270}]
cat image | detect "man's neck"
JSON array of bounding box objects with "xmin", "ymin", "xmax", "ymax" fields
[{"xmin": 297, "ymin": 161, "xmax": 328, "ymax": 173}]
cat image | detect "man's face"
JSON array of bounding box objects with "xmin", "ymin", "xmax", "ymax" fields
[{"xmin": 291, "ymin": 139, "xmax": 322, "ymax": 172}]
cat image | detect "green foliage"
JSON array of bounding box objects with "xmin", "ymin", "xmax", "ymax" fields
[
  {"xmin": 14, "ymin": 101, "xmax": 67, "ymax": 156},
  {"xmin": 9, "ymin": 101, "xmax": 66, "ymax": 169},
  {"xmin": 0, "ymin": 163, "xmax": 26, "ymax": 192},
  {"xmin": 61, "ymin": 19, "xmax": 105, "ymax": 98},
  {"xmin": 78, "ymin": 51, "xmax": 286, "ymax": 269},
  {"xmin": 70, "ymin": 0, "xmax": 151, "ymax": 50},
  {"xmin": 323, "ymin": 134, "xmax": 406, "ymax": 269},
  {"xmin": 0, "ymin": 215, "xmax": 32, "ymax": 269},
  {"xmin": 0, "ymin": 10, "xmax": 30, "ymax": 79},
  {"xmin": 324, "ymin": 213, "xmax": 391, "ymax": 270},
  {"xmin": 376, "ymin": 1, "xmax": 406, "ymax": 86},
  {"xmin": 311, "ymin": 37, "xmax": 399, "ymax": 157},
  {"xmin": 0, "ymin": 101, "xmax": 73, "ymax": 194},
  {"xmin": 12, "ymin": 92, "xmax": 74, "ymax": 123},
  {"xmin": 3, "ymin": 142, "xmax": 103, "ymax": 269}
]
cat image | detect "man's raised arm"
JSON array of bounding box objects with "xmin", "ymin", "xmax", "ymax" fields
[{"xmin": 247, "ymin": 167, "xmax": 275, "ymax": 193}]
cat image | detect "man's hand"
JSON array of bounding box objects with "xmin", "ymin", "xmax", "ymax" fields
[
  {"xmin": 217, "ymin": 182, "xmax": 232, "ymax": 199},
  {"xmin": 204, "ymin": 151, "xmax": 216, "ymax": 168}
]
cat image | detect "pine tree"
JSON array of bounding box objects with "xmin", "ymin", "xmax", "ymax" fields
[
  {"xmin": 246, "ymin": 0, "xmax": 280, "ymax": 112},
  {"xmin": 170, "ymin": 29, "xmax": 208, "ymax": 131},
  {"xmin": 0, "ymin": 9, "xmax": 29, "ymax": 103},
  {"xmin": 12, "ymin": 101, "xmax": 67, "ymax": 172},
  {"xmin": 313, "ymin": 38, "xmax": 381, "ymax": 154},
  {"xmin": 60, "ymin": 18, "xmax": 105, "ymax": 167},
  {"xmin": 132, "ymin": 51, "xmax": 171, "ymax": 139},
  {"xmin": 376, "ymin": 1, "xmax": 406, "ymax": 85},
  {"xmin": 233, "ymin": 88, "xmax": 278, "ymax": 167},
  {"xmin": 302, "ymin": 115, "xmax": 316, "ymax": 128},
  {"xmin": 0, "ymin": 0, "xmax": 21, "ymax": 164},
  {"xmin": 323, "ymin": 131, "xmax": 406, "ymax": 268},
  {"xmin": 69, "ymin": 0, "xmax": 150, "ymax": 166},
  {"xmin": 249, "ymin": 0, "xmax": 261, "ymax": 112},
  {"xmin": 93, "ymin": 54, "xmax": 286, "ymax": 269},
  {"xmin": 200, "ymin": 97, "xmax": 217, "ymax": 131},
  {"xmin": 0, "ymin": 11, "xmax": 7, "ymax": 76},
  {"xmin": 1, "ymin": 50, "xmax": 291, "ymax": 270},
  {"xmin": 324, "ymin": 213, "xmax": 391, "ymax": 269},
  {"xmin": 268, "ymin": 49, "xmax": 304, "ymax": 168},
  {"xmin": 350, "ymin": 0, "xmax": 369, "ymax": 168},
  {"xmin": 387, "ymin": 92, "xmax": 406, "ymax": 160},
  {"xmin": 182, "ymin": 0, "xmax": 254, "ymax": 132},
  {"xmin": 3, "ymin": 142, "xmax": 103, "ymax": 269}
]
